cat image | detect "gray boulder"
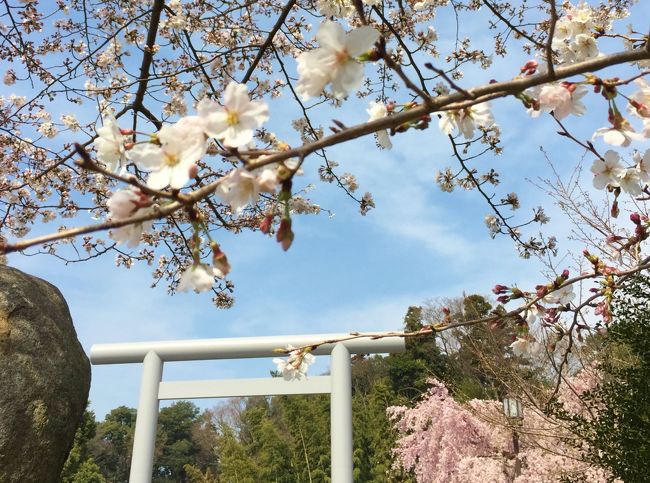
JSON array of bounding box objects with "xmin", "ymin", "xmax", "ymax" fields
[{"xmin": 0, "ymin": 265, "xmax": 90, "ymax": 483}]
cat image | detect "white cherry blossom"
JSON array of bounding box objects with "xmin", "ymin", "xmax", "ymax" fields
[
  {"xmin": 296, "ymin": 21, "xmax": 379, "ymax": 100},
  {"xmin": 439, "ymin": 102, "xmax": 494, "ymax": 139},
  {"xmin": 628, "ymin": 78, "xmax": 650, "ymax": 119},
  {"xmin": 636, "ymin": 149, "xmax": 650, "ymax": 183},
  {"xmin": 273, "ymin": 346, "xmax": 316, "ymax": 381},
  {"xmin": 95, "ymin": 114, "xmax": 127, "ymax": 172},
  {"xmin": 593, "ymin": 122, "xmax": 643, "ymax": 147},
  {"xmin": 543, "ymin": 284, "xmax": 575, "ymax": 305},
  {"xmin": 617, "ymin": 168, "xmax": 643, "ymax": 196},
  {"xmin": 510, "ymin": 337, "xmax": 542, "ymax": 357},
  {"xmin": 109, "ymin": 219, "xmax": 153, "ymax": 248},
  {"xmin": 177, "ymin": 264, "xmax": 217, "ymax": 293},
  {"xmin": 199, "ymin": 82, "xmax": 269, "ymax": 148},
  {"xmin": 316, "ymin": 0, "xmax": 354, "ymax": 18},
  {"xmin": 569, "ymin": 34, "xmax": 599, "ymax": 61},
  {"xmin": 128, "ymin": 120, "xmax": 207, "ymax": 189},
  {"xmin": 216, "ymin": 167, "xmax": 278, "ymax": 214},
  {"xmin": 366, "ymin": 101, "xmax": 392, "ymax": 149},
  {"xmin": 591, "ymin": 150, "xmax": 623, "ymax": 189},
  {"xmin": 106, "ymin": 187, "xmax": 146, "ymax": 219}
]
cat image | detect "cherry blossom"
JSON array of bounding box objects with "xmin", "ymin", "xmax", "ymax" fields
[
  {"xmin": 128, "ymin": 121, "xmax": 207, "ymax": 189},
  {"xmin": 510, "ymin": 337, "xmax": 542, "ymax": 357},
  {"xmin": 94, "ymin": 113, "xmax": 127, "ymax": 172},
  {"xmin": 628, "ymin": 78, "xmax": 650, "ymax": 119},
  {"xmin": 109, "ymin": 221, "xmax": 154, "ymax": 248},
  {"xmin": 439, "ymin": 103, "xmax": 494, "ymax": 139},
  {"xmin": 617, "ymin": 168, "xmax": 643, "ymax": 196},
  {"xmin": 106, "ymin": 187, "xmax": 154, "ymax": 248},
  {"xmin": 635, "ymin": 149, "xmax": 650, "ymax": 183},
  {"xmin": 273, "ymin": 345, "xmax": 316, "ymax": 381},
  {"xmin": 106, "ymin": 187, "xmax": 149, "ymax": 219},
  {"xmin": 537, "ymin": 83, "xmax": 587, "ymax": 120},
  {"xmin": 366, "ymin": 101, "xmax": 392, "ymax": 149},
  {"xmin": 591, "ymin": 151, "xmax": 624, "ymax": 189},
  {"xmin": 177, "ymin": 264, "xmax": 217, "ymax": 293},
  {"xmin": 216, "ymin": 168, "xmax": 278, "ymax": 214},
  {"xmin": 198, "ymin": 82, "xmax": 269, "ymax": 148},
  {"xmin": 296, "ymin": 21, "xmax": 379, "ymax": 100},
  {"xmin": 389, "ymin": 378, "xmax": 614, "ymax": 483},
  {"xmin": 543, "ymin": 283, "xmax": 575, "ymax": 305},
  {"xmin": 593, "ymin": 117, "xmax": 643, "ymax": 147}
]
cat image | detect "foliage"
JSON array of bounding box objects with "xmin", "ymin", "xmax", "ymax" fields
[
  {"xmin": 551, "ymin": 275, "xmax": 650, "ymax": 482},
  {"xmin": 60, "ymin": 407, "xmax": 106, "ymax": 483}
]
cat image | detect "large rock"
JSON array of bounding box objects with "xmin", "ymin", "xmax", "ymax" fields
[{"xmin": 0, "ymin": 265, "xmax": 90, "ymax": 483}]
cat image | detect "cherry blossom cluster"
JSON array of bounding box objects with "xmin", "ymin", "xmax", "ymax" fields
[
  {"xmin": 272, "ymin": 345, "xmax": 316, "ymax": 381},
  {"xmin": 1, "ymin": 0, "xmax": 649, "ymax": 322},
  {"xmin": 98, "ymin": 82, "xmax": 293, "ymax": 292}
]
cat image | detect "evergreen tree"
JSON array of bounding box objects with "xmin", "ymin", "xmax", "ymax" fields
[
  {"xmin": 154, "ymin": 401, "xmax": 201, "ymax": 482},
  {"xmin": 92, "ymin": 406, "xmax": 137, "ymax": 482},
  {"xmin": 554, "ymin": 275, "xmax": 650, "ymax": 482},
  {"xmin": 60, "ymin": 407, "xmax": 106, "ymax": 483}
]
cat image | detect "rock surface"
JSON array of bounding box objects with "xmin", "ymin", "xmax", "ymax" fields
[{"xmin": 0, "ymin": 265, "xmax": 90, "ymax": 483}]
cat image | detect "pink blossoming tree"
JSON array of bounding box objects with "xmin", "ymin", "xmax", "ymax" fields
[{"xmin": 388, "ymin": 377, "xmax": 614, "ymax": 483}]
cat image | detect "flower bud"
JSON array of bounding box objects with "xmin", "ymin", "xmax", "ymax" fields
[
  {"xmin": 276, "ymin": 218, "xmax": 294, "ymax": 251},
  {"xmin": 520, "ymin": 60, "xmax": 538, "ymax": 75},
  {"xmin": 492, "ymin": 284, "xmax": 509, "ymax": 295},
  {"xmin": 211, "ymin": 243, "xmax": 231, "ymax": 278},
  {"xmin": 188, "ymin": 163, "xmax": 199, "ymax": 179},
  {"xmin": 630, "ymin": 212, "xmax": 641, "ymax": 225},
  {"xmin": 260, "ymin": 215, "xmax": 273, "ymax": 234}
]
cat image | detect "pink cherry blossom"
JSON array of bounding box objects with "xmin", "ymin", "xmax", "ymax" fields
[{"xmin": 537, "ymin": 83, "xmax": 587, "ymax": 120}]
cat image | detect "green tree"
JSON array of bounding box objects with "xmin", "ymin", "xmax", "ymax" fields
[
  {"xmin": 386, "ymin": 306, "xmax": 448, "ymax": 401},
  {"xmin": 555, "ymin": 275, "xmax": 650, "ymax": 482},
  {"xmin": 154, "ymin": 401, "xmax": 201, "ymax": 482},
  {"xmin": 61, "ymin": 407, "xmax": 106, "ymax": 483},
  {"xmin": 92, "ymin": 406, "xmax": 137, "ymax": 482}
]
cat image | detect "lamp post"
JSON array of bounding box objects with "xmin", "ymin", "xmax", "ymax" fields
[{"xmin": 502, "ymin": 397, "xmax": 523, "ymax": 479}]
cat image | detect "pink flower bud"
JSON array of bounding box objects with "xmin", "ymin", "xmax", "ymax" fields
[
  {"xmin": 605, "ymin": 234, "xmax": 623, "ymax": 244},
  {"xmin": 260, "ymin": 215, "xmax": 273, "ymax": 234},
  {"xmin": 211, "ymin": 245, "xmax": 231, "ymax": 278},
  {"xmin": 560, "ymin": 269, "xmax": 570, "ymax": 280},
  {"xmin": 520, "ymin": 60, "xmax": 538, "ymax": 75},
  {"xmin": 276, "ymin": 218, "xmax": 294, "ymax": 251},
  {"xmin": 492, "ymin": 284, "xmax": 509, "ymax": 295},
  {"xmin": 560, "ymin": 81, "xmax": 577, "ymax": 93},
  {"xmin": 188, "ymin": 163, "xmax": 199, "ymax": 179},
  {"xmin": 630, "ymin": 212, "xmax": 641, "ymax": 225}
]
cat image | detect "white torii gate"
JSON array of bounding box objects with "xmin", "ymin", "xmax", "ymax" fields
[{"xmin": 90, "ymin": 332, "xmax": 406, "ymax": 483}]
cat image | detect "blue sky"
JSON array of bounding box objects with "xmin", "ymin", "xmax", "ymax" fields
[{"xmin": 5, "ymin": 0, "xmax": 650, "ymax": 419}]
